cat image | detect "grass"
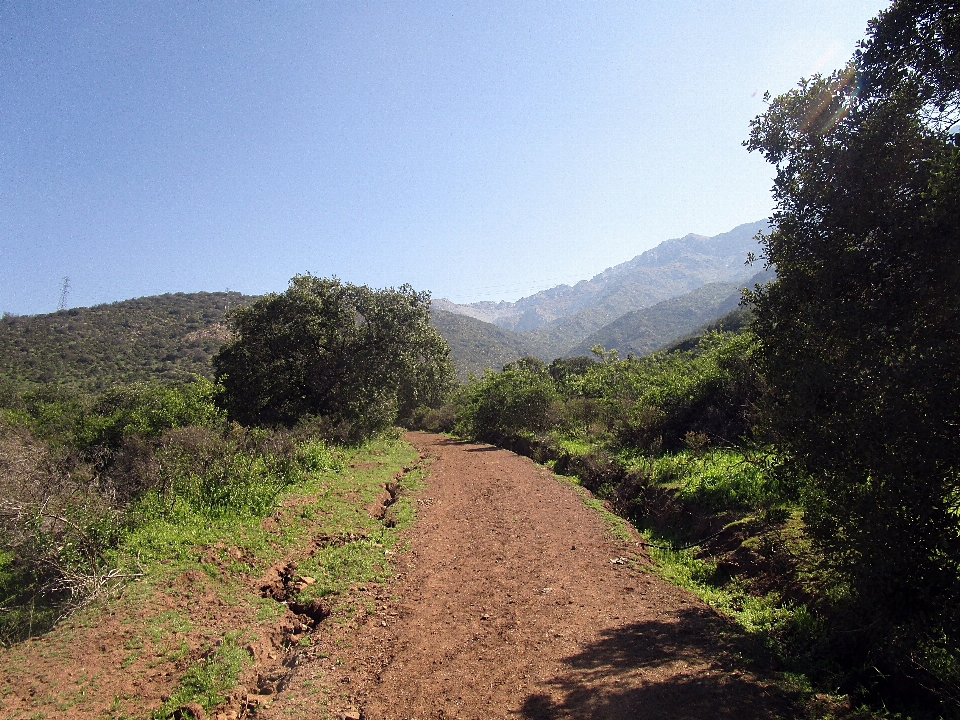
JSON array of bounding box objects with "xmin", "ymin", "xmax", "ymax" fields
[
  {"xmin": 620, "ymin": 446, "xmax": 787, "ymax": 514},
  {"xmin": 151, "ymin": 632, "xmax": 250, "ymax": 718},
  {"xmin": 0, "ymin": 432, "xmax": 426, "ymax": 719},
  {"xmin": 640, "ymin": 529, "xmax": 815, "ymax": 642},
  {"xmin": 544, "ymin": 440, "xmax": 864, "ymax": 716}
]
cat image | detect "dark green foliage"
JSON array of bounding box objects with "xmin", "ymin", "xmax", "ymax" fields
[
  {"xmin": 747, "ymin": 0, "xmax": 960, "ymax": 709},
  {"xmin": 859, "ymin": 0, "xmax": 960, "ymax": 119},
  {"xmin": 454, "ymin": 332, "xmax": 761, "ymax": 454},
  {"xmin": 547, "ymin": 356, "xmax": 597, "ymax": 383},
  {"xmin": 456, "ymin": 356, "xmax": 559, "ymax": 441},
  {"xmin": 214, "ymin": 275, "xmax": 455, "ymax": 441},
  {"xmin": 614, "ymin": 333, "xmax": 761, "ymax": 452},
  {"xmin": 0, "ymin": 292, "xmax": 250, "ymax": 391}
]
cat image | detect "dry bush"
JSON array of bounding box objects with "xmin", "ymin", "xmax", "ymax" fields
[{"xmin": 0, "ymin": 422, "xmax": 128, "ymax": 635}]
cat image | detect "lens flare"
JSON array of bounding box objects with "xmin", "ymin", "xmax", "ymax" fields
[{"xmin": 800, "ymin": 66, "xmax": 861, "ymax": 135}]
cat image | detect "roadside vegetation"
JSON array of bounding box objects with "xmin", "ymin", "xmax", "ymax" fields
[{"xmin": 0, "ymin": 2, "xmax": 955, "ymax": 718}]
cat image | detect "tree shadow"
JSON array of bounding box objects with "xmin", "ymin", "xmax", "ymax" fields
[
  {"xmin": 433, "ymin": 437, "xmax": 500, "ymax": 451},
  {"xmin": 519, "ymin": 607, "xmax": 794, "ymax": 719}
]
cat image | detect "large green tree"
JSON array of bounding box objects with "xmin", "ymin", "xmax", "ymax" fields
[
  {"xmin": 214, "ymin": 275, "xmax": 454, "ymax": 440},
  {"xmin": 746, "ymin": 0, "xmax": 960, "ymax": 704}
]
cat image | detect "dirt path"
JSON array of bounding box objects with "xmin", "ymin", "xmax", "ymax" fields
[{"xmin": 275, "ymin": 433, "xmax": 793, "ymax": 720}]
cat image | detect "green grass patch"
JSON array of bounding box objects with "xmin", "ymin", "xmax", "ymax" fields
[
  {"xmin": 621, "ymin": 447, "xmax": 788, "ymax": 513},
  {"xmin": 642, "ymin": 530, "xmax": 813, "ymax": 641},
  {"xmin": 107, "ymin": 434, "xmax": 421, "ymax": 606},
  {"xmin": 151, "ymin": 632, "xmax": 250, "ymax": 719}
]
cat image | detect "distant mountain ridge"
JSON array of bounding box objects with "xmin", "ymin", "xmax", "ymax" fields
[
  {"xmin": 567, "ymin": 269, "xmax": 772, "ymax": 358},
  {"xmin": 435, "ymin": 220, "xmax": 767, "ymax": 339}
]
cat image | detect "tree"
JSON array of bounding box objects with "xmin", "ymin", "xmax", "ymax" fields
[
  {"xmin": 746, "ymin": 0, "xmax": 960, "ymax": 705},
  {"xmin": 213, "ymin": 275, "xmax": 454, "ymax": 441}
]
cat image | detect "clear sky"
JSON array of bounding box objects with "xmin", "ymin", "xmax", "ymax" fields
[{"xmin": 2, "ymin": 0, "xmax": 889, "ymax": 315}]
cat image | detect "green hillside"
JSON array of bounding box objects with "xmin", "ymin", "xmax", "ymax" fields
[
  {"xmin": 429, "ymin": 309, "xmax": 545, "ymax": 379},
  {"xmin": 0, "ymin": 292, "xmax": 251, "ymax": 392},
  {"xmin": 0, "ymin": 294, "xmax": 545, "ymax": 391}
]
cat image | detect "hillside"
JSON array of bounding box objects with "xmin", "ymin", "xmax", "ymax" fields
[
  {"xmin": 429, "ymin": 309, "xmax": 545, "ymax": 379},
  {"xmin": 0, "ymin": 242, "xmax": 772, "ymax": 392},
  {"xmin": 565, "ymin": 281, "xmax": 743, "ymax": 357},
  {"xmin": 0, "ymin": 292, "xmax": 251, "ymax": 391},
  {"xmin": 436, "ymin": 220, "xmax": 767, "ymax": 341},
  {"xmin": 0, "ymin": 293, "xmax": 540, "ymax": 391},
  {"xmin": 566, "ymin": 269, "xmax": 772, "ymax": 358}
]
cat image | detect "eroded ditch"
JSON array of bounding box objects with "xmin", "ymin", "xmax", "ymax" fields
[{"xmin": 235, "ymin": 458, "xmax": 424, "ymax": 712}]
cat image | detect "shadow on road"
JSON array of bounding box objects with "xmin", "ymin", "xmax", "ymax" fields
[
  {"xmin": 434, "ymin": 437, "xmax": 500, "ymax": 451},
  {"xmin": 518, "ymin": 608, "xmax": 792, "ymax": 720}
]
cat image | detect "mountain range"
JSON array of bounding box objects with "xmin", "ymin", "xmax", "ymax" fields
[{"xmin": 436, "ymin": 220, "xmax": 768, "ymax": 361}]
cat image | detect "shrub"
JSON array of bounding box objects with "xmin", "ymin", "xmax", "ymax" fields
[
  {"xmin": 214, "ymin": 275, "xmax": 455, "ymax": 441},
  {"xmin": 455, "ymin": 357, "xmax": 558, "ymax": 441}
]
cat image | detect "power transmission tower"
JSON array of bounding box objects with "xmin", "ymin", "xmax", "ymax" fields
[{"xmin": 58, "ymin": 276, "xmax": 70, "ymax": 311}]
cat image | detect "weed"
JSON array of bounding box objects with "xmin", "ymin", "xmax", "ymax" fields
[
  {"xmin": 151, "ymin": 633, "xmax": 249, "ymax": 719},
  {"xmin": 146, "ymin": 610, "xmax": 193, "ymax": 643}
]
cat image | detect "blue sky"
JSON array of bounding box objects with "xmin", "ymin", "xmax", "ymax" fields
[{"xmin": 1, "ymin": 0, "xmax": 888, "ymax": 315}]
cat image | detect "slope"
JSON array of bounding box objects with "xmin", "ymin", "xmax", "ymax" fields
[
  {"xmin": 429, "ymin": 309, "xmax": 545, "ymax": 379},
  {"xmin": 566, "ymin": 281, "xmax": 743, "ymax": 357},
  {"xmin": 0, "ymin": 293, "xmax": 540, "ymax": 392},
  {"xmin": 438, "ymin": 220, "xmax": 767, "ymax": 339},
  {"xmin": 0, "ymin": 292, "xmax": 251, "ymax": 391},
  {"xmin": 566, "ymin": 269, "xmax": 771, "ymax": 358}
]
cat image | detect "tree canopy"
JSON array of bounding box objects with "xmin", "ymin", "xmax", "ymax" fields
[
  {"xmin": 213, "ymin": 275, "xmax": 454, "ymax": 440},
  {"xmin": 746, "ymin": 0, "xmax": 960, "ymax": 705}
]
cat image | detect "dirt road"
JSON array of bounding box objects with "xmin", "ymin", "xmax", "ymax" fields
[
  {"xmin": 0, "ymin": 432, "xmax": 794, "ymax": 720},
  {"xmin": 285, "ymin": 433, "xmax": 793, "ymax": 720}
]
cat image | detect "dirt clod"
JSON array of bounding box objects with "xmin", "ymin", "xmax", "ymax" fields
[{"xmin": 173, "ymin": 702, "xmax": 206, "ymax": 720}]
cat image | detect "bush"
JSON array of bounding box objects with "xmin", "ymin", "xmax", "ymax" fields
[
  {"xmin": 455, "ymin": 357, "xmax": 558, "ymax": 441},
  {"xmin": 746, "ymin": 2, "xmax": 960, "ymax": 708},
  {"xmin": 614, "ymin": 333, "xmax": 760, "ymax": 450},
  {"xmin": 0, "ymin": 378, "xmax": 345, "ymax": 644},
  {"xmin": 214, "ymin": 275, "xmax": 455, "ymax": 441},
  {"xmin": 0, "ymin": 421, "xmax": 121, "ymax": 643}
]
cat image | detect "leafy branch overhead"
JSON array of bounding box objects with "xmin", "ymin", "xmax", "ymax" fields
[{"xmin": 745, "ymin": 0, "xmax": 960, "ymax": 705}]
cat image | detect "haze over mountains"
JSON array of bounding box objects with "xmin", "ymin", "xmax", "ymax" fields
[
  {"xmin": 435, "ymin": 220, "xmax": 769, "ymax": 363},
  {"xmin": 0, "ymin": 220, "xmax": 770, "ymax": 386}
]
